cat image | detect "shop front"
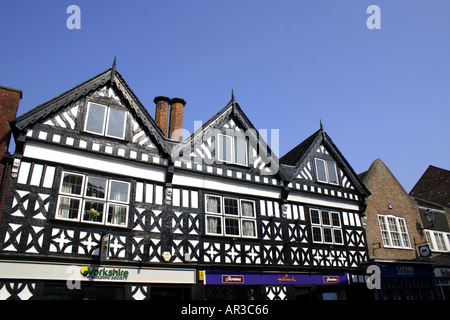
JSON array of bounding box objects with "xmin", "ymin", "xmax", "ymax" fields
[
  {"xmin": 201, "ymin": 270, "xmax": 350, "ymax": 300},
  {"xmin": 374, "ymin": 262, "xmax": 438, "ymax": 300},
  {"xmin": 434, "ymin": 267, "xmax": 450, "ymax": 300},
  {"xmin": 0, "ymin": 260, "xmax": 196, "ymax": 300}
]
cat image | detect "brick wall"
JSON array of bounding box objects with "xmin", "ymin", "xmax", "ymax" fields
[
  {"xmin": 0, "ymin": 86, "xmax": 22, "ymax": 220},
  {"xmin": 361, "ymin": 159, "xmax": 426, "ymax": 260}
]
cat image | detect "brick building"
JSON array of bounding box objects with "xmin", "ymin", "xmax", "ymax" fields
[
  {"xmin": 359, "ymin": 159, "xmax": 438, "ymax": 300},
  {"xmin": 410, "ymin": 165, "xmax": 450, "ymax": 300}
]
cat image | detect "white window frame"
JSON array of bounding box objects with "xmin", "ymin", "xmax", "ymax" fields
[
  {"xmin": 377, "ymin": 214, "xmax": 412, "ymax": 249},
  {"xmin": 84, "ymin": 102, "xmax": 127, "ymax": 140},
  {"xmin": 217, "ymin": 133, "xmax": 248, "ymax": 166},
  {"xmin": 309, "ymin": 209, "xmax": 343, "ymax": 245},
  {"xmin": 56, "ymin": 171, "xmax": 130, "ymax": 227},
  {"xmin": 314, "ymin": 158, "xmax": 339, "ymax": 185},
  {"xmin": 426, "ymin": 230, "xmax": 450, "ymax": 252},
  {"xmin": 205, "ymin": 194, "xmax": 256, "ymax": 238}
]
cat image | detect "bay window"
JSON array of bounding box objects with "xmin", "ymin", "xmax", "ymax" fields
[
  {"xmin": 310, "ymin": 209, "xmax": 343, "ymax": 245},
  {"xmin": 205, "ymin": 195, "xmax": 256, "ymax": 238},
  {"xmin": 56, "ymin": 171, "xmax": 130, "ymax": 227}
]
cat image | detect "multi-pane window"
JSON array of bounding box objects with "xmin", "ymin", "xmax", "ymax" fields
[
  {"xmin": 315, "ymin": 158, "xmax": 339, "ymax": 185},
  {"xmin": 84, "ymin": 102, "xmax": 127, "ymax": 139},
  {"xmin": 426, "ymin": 230, "xmax": 450, "ymax": 252},
  {"xmin": 56, "ymin": 172, "xmax": 130, "ymax": 227},
  {"xmin": 217, "ymin": 134, "xmax": 248, "ymax": 166},
  {"xmin": 310, "ymin": 209, "xmax": 343, "ymax": 245},
  {"xmin": 377, "ymin": 215, "xmax": 411, "ymax": 248},
  {"xmin": 205, "ymin": 194, "xmax": 256, "ymax": 238}
]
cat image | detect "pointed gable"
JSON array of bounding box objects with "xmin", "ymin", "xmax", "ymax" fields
[
  {"xmin": 11, "ymin": 67, "xmax": 170, "ymax": 158},
  {"xmin": 280, "ymin": 128, "xmax": 369, "ymax": 197},
  {"xmin": 171, "ymin": 97, "xmax": 281, "ymax": 180}
]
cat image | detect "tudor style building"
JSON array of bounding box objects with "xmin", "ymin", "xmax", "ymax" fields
[{"xmin": 0, "ymin": 65, "xmax": 371, "ymax": 300}]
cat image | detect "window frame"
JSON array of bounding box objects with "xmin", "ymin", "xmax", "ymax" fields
[
  {"xmin": 217, "ymin": 133, "xmax": 248, "ymax": 166},
  {"xmin": 314, "ymin": 158, "xmax": 339, "ymax": 185},
  {"xmin": 56, "ymin": 171, "xmax": 130, "ymax": 227},
  {"xmin": 204, "ymin": 194, "xmax": 257, "ymax": 239},
  {"xmin": 84, "ymin": 102, "xmax": 127, "ymax": 140},
  {"xmin": 425, "ymin": 230, "xmax": 450, "ymax": 252},
  {"xmin": 309, "ymin": 208, "xmax": 343, "ymax": 245},
  {"xmin": 377, "ymin": 214, "xmax": 412, "ymax": 249}
]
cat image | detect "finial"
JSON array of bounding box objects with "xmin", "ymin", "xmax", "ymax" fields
[
  {"xmin": 320, "ymin": 119, "xmax": 323, "ymax": 131},
  {"xmin": 231, "ymin": 89, "xmax": 235, "ymax": 102},
  {"xmin": 110, "ymin": 56, "xmax": 117, "ymax": 84}
]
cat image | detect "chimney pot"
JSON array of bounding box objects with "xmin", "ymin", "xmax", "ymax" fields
[
  {"xmin": 168, "ymin": 98, "xmax": 186, "ymax": 141},
  {"xmin": 153, "ymin": 96, "xmax": 171, "ymax": 137}
]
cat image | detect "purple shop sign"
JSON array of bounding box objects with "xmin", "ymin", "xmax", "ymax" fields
[{"xmin": 204, "ymin": 271, "xmax": 349, "ymax": 285}]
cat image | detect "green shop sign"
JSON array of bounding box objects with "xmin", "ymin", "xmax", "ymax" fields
[{"xmin": 80, "ymin": 266, "xmax": 129, "ymax": 281}]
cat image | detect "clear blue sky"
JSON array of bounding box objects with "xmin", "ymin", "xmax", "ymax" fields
[{"xmin": 1, "ymin": 0, "xmax": 449, "ymax": 192}]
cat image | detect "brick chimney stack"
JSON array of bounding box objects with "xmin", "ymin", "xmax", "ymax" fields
[
  {"xmin": 168, "ymin": 98, "xmax": 186, "ymax": 141},
  {"xmin": 0, "ymin": 86, "xmax": 22, "ymax": 220},
  {"xmin": 0, "ymin": 86, "xmax": 22, "ymax": 158},
  {"xmin": 153, "ymin": 96, "xmax": 171, "ymax": 137}
]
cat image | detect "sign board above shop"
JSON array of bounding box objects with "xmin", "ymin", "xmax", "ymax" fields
[
  {"xmin": 204, "ymin": 270, "xmax": 349, "ymax": 286},
  {"xmin": 0, "ymin": 260, "xmax": 196, "ymax": 284}
]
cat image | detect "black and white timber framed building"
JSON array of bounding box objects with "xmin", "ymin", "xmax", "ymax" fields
[{"xmin": 0, "ymin": 65, "xmax": 372, "ymax": 300}]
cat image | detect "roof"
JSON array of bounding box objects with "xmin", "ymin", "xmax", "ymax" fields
[
  {"xmin": 279, "ymin": 129, "xmax": 321, "ymax": 167},
  {"xmin": 410, "ymin": 165, "xmax": 450, "ymax": 207},
  {"xmin": 10, "ymin": 66, "xmax": 170, "ymax": 157}
]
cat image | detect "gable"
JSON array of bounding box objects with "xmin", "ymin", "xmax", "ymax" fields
[
  {"xmin": 39, "ymin": 85, "xmax": 159, "ymax": 151},
  {"xmin": 281, "ymin": 129, "xmax": 369, "ymax": 197},
  {"xmin": 11, "ymin": 68, "xmax": 169, "ymax": 159},
  {"xmin": 294, "ymin": 143, "xmax": 356, "ymax": 190},
  {"xmin": 171, "ymin": 100, "xmax": 280, "ymax": 178}
]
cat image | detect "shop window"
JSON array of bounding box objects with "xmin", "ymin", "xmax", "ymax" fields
[
  {"xmin": 84, "ymin": 102, "xmax": 127, "ymax": 139},
  {"xmin": 205, "ymin": 194, "xmax": 256, "ymax": 238},
  {"xmin": 56, "ymin": 171, "xmax": 130, "ymax": 227},
  {"xmin": 310, "ymin": 209, "xmax": 343, "ymax": 245}
]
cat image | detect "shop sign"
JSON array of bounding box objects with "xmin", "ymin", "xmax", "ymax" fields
[
  {"xmin": 222, "ymin": 275, "xmax": 244, "ymax": 283},
  {"xmin": 323, "ymin": 276, "xmax": 339, "ymax": 283},
  {"xmin": 80, "ymin": 266, "xmax": 129, "ymax": 281},
  {"xmin": 205, "ymin": 271, "xmax": 348, "ymax": 285},
  {"xmin": 379, "ymin": 264, "xmax": 433, "ymax": 278},
  {"xmin": 435, "ymin": 268, "xmax": 450, "ymax": 278},
  {"xmin": 397, "ymin": 266, "xmax": 415, "ymax": 276}
]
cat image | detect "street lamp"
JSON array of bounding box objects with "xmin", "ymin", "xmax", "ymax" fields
[{"xmin": 424, "ymin": 208, "xmax": 435, "ymax": 228}]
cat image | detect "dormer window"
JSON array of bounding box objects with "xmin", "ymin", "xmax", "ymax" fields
[
  {"xmin": 217, "ymin": 133, "xmax": 247, "ymax": 166},
  {"xmin": 84, "ymin": 102, "xmax": 127, "ymax": 139},
  {"xmin": 315, "ymin": 158, "xmax": 339, "ymax": 185}
]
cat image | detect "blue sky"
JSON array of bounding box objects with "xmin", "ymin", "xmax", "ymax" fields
[{"xmin": 1, "ymin": 0, "xmax": 449, "ymax": 192}]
